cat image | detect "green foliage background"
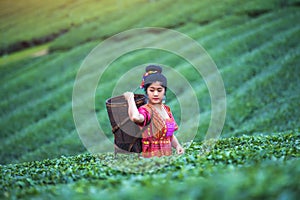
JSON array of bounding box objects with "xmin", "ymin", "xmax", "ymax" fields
[{"xmin": 0, "ymin": 0, "xmax": 299, "ymax": 199}]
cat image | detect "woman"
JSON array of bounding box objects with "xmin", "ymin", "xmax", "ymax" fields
[{"xmin": 124, "ymin": 65, "xmax": 184, "ymax": 158}]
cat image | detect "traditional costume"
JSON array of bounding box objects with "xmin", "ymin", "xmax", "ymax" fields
[{"xmin": 137, "ymin": 65, "xmax": 178, "ymax": 157}]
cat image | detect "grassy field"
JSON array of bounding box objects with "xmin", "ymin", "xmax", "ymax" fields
[{"xmin": 0, "ymin": 0, "xmax": 300, "ymax": 199}]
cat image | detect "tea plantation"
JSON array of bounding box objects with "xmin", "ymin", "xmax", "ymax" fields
[{"xmin": 1, "ymin": 0, "xmax": 300, "ymax": 199}]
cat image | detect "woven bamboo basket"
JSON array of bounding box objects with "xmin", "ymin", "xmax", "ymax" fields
[{"xmin": 105, "ymin": 94, "xmax": 146, "ymax": 154}]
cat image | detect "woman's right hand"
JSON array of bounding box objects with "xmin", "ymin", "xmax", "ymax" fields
[
  {"xmin": 123, "ymin": 91, "xmax": 144, "ymax": 123},
  {"xmin": 123, "ymin": 91, "xmax": 134, "ymax": 101}
]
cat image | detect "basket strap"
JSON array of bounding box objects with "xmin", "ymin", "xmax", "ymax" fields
[{"xmin": 128, "ymin": 106, "xmax": 153, "ymax": 152}]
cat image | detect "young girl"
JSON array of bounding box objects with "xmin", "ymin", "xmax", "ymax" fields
[{"xmin": 124, "ymin": 65, "xmax": 184, "ymax": 158}]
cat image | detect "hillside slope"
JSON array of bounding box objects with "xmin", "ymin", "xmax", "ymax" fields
[{"xmin": 0, "ymin": 0, "xmax": 299, "ymax": 164}]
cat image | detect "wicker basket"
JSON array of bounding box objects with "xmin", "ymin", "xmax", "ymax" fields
[{"xmin": 105, "ymin": 94, "xmax": 146, "ymax": 154}]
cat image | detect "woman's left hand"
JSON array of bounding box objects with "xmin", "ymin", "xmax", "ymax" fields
[{"xmin": 176, "ymin": 145, "xmax": 185, "ymax": 155}]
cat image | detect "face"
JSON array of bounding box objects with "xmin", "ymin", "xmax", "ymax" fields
[{"xmin": 146, "ymin": 82, "xmax": 165, "ymax": 105}]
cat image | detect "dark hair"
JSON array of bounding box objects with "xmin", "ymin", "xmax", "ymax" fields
[
  {"xmin": 141, "ymin": 65, "xmax": 168, "ymax": 94},
  {"xmin": 145, "ymin": 65, "xmax": 162, "ymax": 73}
]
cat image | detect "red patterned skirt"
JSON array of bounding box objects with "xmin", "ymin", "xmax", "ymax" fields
[{"xmin": 142, "ymin": 136, "xmax": 172, "ymax": 158}]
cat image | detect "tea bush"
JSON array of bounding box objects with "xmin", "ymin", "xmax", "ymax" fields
[{"xmin": 1, "ymin": 131, "xmax": 299, "ymax": 199}]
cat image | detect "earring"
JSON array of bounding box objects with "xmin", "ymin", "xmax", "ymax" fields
[{"xmin": 162, "ymin": 95, "xmax": 166, "ymax": 104}]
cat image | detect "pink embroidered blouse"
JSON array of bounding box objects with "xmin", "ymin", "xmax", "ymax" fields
[{"xmin": 138, "ymin": 104, "xmax": 178, "ymax": 158}]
